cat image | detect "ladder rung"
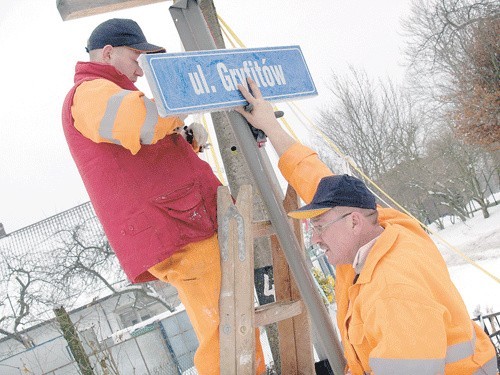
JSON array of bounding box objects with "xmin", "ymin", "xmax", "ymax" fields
[
  {"xmin": 254, "ymin": 300, "xmax": 303, "ymax": 327},
  {"xmin": 252, "ymin": 220, "xmax": 275, "ymax": 238}
]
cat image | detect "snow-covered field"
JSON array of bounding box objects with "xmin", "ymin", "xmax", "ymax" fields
[{"xmin": 430, "ymin": 203, "xmax": 500, "ymax": 316}]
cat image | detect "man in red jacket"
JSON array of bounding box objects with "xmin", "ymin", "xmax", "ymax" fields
[
  {"xmin": 62, "ymin": 19, "xmax": 265, "ymax": 375},
  {"xmin": 236, "ymin": 78, "xmax": 497, "ymax": 375}
]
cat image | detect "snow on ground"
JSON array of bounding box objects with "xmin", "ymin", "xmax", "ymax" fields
[{"xmin": 429, "ymin": 203, "xmax": 500, "ymax": 317}]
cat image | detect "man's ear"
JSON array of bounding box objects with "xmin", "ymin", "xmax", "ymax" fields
[
  {"xmin": 350, "ymin": 212, "xmax": 363, "ymax": 233},
  {"xmin": 102, "ymin": 45, "xmax": 114, "ymax": 63}
]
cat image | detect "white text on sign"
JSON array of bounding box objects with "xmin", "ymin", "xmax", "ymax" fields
[{"xmin": 187, "ymin": 60, "xmax": 287, "ymax": 95}]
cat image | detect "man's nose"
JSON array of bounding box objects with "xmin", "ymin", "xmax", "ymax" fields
[{"xmin": 136, "ymin": 66, "xmax": 144, "ymax": 77}]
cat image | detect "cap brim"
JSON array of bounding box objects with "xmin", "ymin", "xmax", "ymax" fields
[
  {"xmin": 288, "ymin": 207, "xmax": 330, "ymax": 220},
  {"xmin": 127, "ymin": 43, "xmax": 165, "ymax": 54}
]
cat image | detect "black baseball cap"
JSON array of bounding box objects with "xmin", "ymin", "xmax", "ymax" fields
[
  {"xmin": 288, "ymin": 175, "xmax": 377, "ymax": 219},
  {"xmin": 86, "ymin": 18, "xmax": 165, "ymax": 53}
]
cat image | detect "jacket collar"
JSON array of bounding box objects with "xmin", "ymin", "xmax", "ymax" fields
[
  {"xmin": 353, "ymin": 236, "xmax": 379, "ymax": 274},
  {"xmin": 356, "ymin": 223, "xmax": 399, "ymax": 285},
  {"xmin": 74, "ymin": 61, "xmax": 138, "ymax": 91}
]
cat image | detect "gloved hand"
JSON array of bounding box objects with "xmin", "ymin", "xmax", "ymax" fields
[{"xmin": 175, "ymin": 122, "xmax": 209, "ymax": 152}]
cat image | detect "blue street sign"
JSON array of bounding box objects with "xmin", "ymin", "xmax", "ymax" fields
[{"xmin": 139, "ymin": 46, "xmax": 317, "ymax": 117}]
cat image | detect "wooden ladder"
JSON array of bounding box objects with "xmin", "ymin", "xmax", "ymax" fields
[{"xmin": 218, "ymin": 185, "xmax": 315, "ymax": 375}]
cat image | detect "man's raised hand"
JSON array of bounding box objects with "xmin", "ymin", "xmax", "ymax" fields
[{"xmin": 235, "ymin": 78, "xmax": 280, "ymax": 134}]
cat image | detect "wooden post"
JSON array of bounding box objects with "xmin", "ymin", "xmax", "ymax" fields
[
  {"xmin": 219, "ymin": 184, "xmax": 316, "ymax": 374},
  {"xmin": 218, "ymin": 185, "xmax": 255, "ymax": 375},
  {"xmin": 270, "ymin": 185, "xmax": 315, "ymax": 374}
]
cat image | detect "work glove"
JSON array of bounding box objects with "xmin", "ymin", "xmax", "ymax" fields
[{"xmin": 175, "ymin": 122, "xmax": 209, "ymax": 153}]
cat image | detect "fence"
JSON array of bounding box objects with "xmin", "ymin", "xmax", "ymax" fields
[
  {"xmin": 0, "ymin": 312, "xmax": 197, "ymax": 375},
  {"xmin": 473, "ymin": 311, "xmax": 500, "ymax": 369}
]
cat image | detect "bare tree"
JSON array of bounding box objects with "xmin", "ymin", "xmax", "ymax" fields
[
  {"xmin": 377, "ymin": 125, "xmax": 499, "ymax": 224},
  {"xmin": 0, "ymin": 218, "xmax": 176, "ymax": 346},
  {"xmin": 373, "ymin": 157, "xmax": 438, "ymax": 223},
  {"xmin": 318, "ymin": 67, "xmax": 427, "ymax": 181},
  {"xmin": 316, "ymin": 65, "xmax": 498, "ymax": 223},
  {"xmin": 46, "ymin": 223, "xmax": 122, "ymax": 299},
  {"xmin": 47, "ymin": 223, "xmax": 177, "ymax": 312},
  {"xmin": 403, "ymin": 0, "xmax": 499, "ymax": 146},
  {"xmin": 451, "ymin": 16, "xmax": 499, "ymax": 146},
  {"xmin": 424, "ymin": 127, "xmax": 499, "ymax": 219},
  {"xmin": 0, "ymin": 253, "xmax": 50, "ymax": 347}
]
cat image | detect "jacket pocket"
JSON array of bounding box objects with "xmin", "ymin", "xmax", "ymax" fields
[
  {"xmin": 348, "ymin": 323, "xmax": 365, "ymax": 346},
  {"xmin": 347, "ymin": 322, "xmax": 371, "ymax": 373},
  {"xmin": 152, "ymin": 182, "xmax": 216, "ymax": 241}
]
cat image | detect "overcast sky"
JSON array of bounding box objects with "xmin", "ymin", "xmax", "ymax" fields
[{"xmin": 0, "ymin": 0, "xmax": 412, "ymax": 232}]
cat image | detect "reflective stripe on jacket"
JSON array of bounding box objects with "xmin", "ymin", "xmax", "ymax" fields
[
  {"xmin": 71, "ymin": 63, "xmax": 181, "ymax": 155},
  {"xmin": 62, "ymin": 62, "xmax": 221, "ymax": 283},
  {"xmin": 278, "ymin": 142, "xmax": 497, "ymax": 375}
]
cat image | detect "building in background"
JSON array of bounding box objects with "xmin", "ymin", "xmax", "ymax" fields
[{"xmin": 0, "ymin": 203, "xmax": 197, "ymax": 374}]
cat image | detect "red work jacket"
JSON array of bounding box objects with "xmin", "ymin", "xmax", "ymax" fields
[{"xmin": 62, "ymin": 62, "xmax": 221, "ymax": 283}]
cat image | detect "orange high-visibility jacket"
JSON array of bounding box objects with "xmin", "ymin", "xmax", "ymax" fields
[
  {"xmin": 278, "ymin": 143, "xmax": 497, "ymax": 374},
  {"xmin": 71, "ymin": 62, "xmax": 181, "ymax": 155}
]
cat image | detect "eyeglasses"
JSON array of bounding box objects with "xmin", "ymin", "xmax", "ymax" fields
[{"xmin": 310, "ymin": 212, "xmax": 353, "ymax": 236}]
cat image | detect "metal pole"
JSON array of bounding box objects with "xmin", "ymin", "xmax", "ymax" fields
[
  {"xmin": 158, "ymin": 321, "xmax": 183, "ymax": 374},
  {"xmin": 169, "ymin": 1, "xmax": 346, "ymax": 373},
  {"xmin": 135, "ymin": 336, "xmax": 152, "ymax": 375},
  {"xmin": 194, "ymin": 0, "xmax": 282, "ymax": 367},
  {"xmin": 226, "ymin": 112, "xmax": 346, "ymax": 373}
]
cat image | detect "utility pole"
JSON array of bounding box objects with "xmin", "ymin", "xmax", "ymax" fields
[
  {"xmin": 195, "ymin": 1, "xmax": 281, "ymax": 368},
  {"xmin": 196, "ymin": 0, "xmax": 274, "ymax": 269},
  {"xmin": 169, "ymin": 2, "xmax": 346, "ymax": 373}
]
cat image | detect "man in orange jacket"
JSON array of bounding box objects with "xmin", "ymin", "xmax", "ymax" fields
[
  {"xmin": 236, "ymin": 78, "xmax": 497, "ymax": 374},
  {"xmin": 62, "ymin": 19, "xmax": 265, "ymax": 375}
]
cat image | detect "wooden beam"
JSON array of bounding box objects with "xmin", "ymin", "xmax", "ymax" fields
[
  {"xmin": 56, "ymin": 0, "xmax": 168, "ymax": 21},
  {"xmin": 254, "ymin": 300, "xmax": 303, "ymax": 327},
  {"xmin": 270, "ymin": 185, "xmax": 315, "ymax": 374},
  {"xmin": 252, "ymin": 220, "xmax": 275, "ymax": 238},
  {"xmin": 218, "ymin": 186, "xmax": 237, "ymax": 374},
  {"xmin": 233, "ymin": 185, "xmax": 256, "ymax": 375},
  {"xmin": 218, "ymin": 185, "xmax": 256, "ymax": 375}
]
